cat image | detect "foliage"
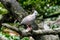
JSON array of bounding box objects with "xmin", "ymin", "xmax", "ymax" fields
[
  {"xmin": 18, "ymin": 0, "xmax": 60, "ymax": 16},
  {"xmin": 21, "ymin": 37, "xmax": 29, "ymax": 40},
  {"xmin": 0, "ymin": 2, "xmax": 8, "ymax": 20},
  {"xmin": 0, "ymin": 25, "xmax": 28, "ymax": 40},
  {"xmin": 0, "ymin": 31, "xmax": 30, "ymax": 40},
  {"xmin": 50, "ymin": 24, "xmax": 59, "ymax": 29},
  {"xmin": 0, "ymin": 32, "xmax": 20, "ymax": 40},
  {"xmin": 0, "ymin": 2, "xmax": 8, "ymax": 15}
]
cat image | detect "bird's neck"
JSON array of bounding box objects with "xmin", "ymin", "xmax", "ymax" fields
[{"xmin": 32, "ymin": 13, "xmax": 37, "ymax": 16}]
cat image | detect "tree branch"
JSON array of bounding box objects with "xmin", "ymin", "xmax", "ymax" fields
[
  {"xmin": 2, "ymin": 23, "xmax": 22, "ymax": 35},
  {"xmin": 33, "ymin": 28, "xmax": 60, "ymax": 35},
  {"xmin": 2, "ymin": 23, "xmax": 32, "ymax": 37},
  {"xmin": 2, "ymin": 23, "xmax": 60, "ymax": 37}
]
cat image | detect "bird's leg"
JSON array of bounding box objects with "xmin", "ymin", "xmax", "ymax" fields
[{"xmin": 26, "ymin": 25, "xmax": 32, "ymax": 31}]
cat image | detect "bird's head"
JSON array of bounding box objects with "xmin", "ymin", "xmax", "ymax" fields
[{"xmin": 33, "ymin": 10, "xmax": 38, "ymax": 16}]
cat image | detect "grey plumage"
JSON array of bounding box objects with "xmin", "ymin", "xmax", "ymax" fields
[
  {"xmin": 21, "ymin": 10, "xmax": 38, "ymax": 30},
  {"xmin": 21, "ymin": 10, "xmax": 38, "ymax": 25}
]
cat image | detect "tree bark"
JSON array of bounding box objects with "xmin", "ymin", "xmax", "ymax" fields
[{"xmin": 0, "ymin": 0, "xmax": 28, "ymax": 22}]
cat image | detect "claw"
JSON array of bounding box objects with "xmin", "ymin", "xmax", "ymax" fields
[{"xmin": 26, "ymin": 25, "xmax": 32, "ymax": 31}]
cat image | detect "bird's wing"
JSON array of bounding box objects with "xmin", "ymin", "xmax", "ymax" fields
[
  {"xmin": 21, "ymin": 15, "xmax": 35, "ymax": 24},
  {"xmin": 21, "ymin": 15, "xmax": 32, "ymax": 24}
]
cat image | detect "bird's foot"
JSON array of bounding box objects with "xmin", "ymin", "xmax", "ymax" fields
[{"xmin": 26, "ymin": 27, "xmax": 32, "ymax": 31}]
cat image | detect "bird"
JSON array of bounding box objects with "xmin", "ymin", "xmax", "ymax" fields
[{"xmin": 21, "ymin": 10, "xmax": 38, "ymax": 30}]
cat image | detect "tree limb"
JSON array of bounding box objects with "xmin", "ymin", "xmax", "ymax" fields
[
  {"xmin": 33, "ymin": 28, "xmax": 60, "ymax": 35},
  {"xmin": 2, "ymin": 23, "xmax": 32, "ymax": 37},
  {"xmin": 2, "ymin": 23, "xmax": 22, "ymax": 35},
  {"xmin": 2, "ymin": 23, "xmax": 60, "ymax": 37}
]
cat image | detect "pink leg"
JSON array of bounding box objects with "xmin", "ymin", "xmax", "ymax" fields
[{"xmin": 26, "ymin": 25, "xmax": 32, "ymax": 31}]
